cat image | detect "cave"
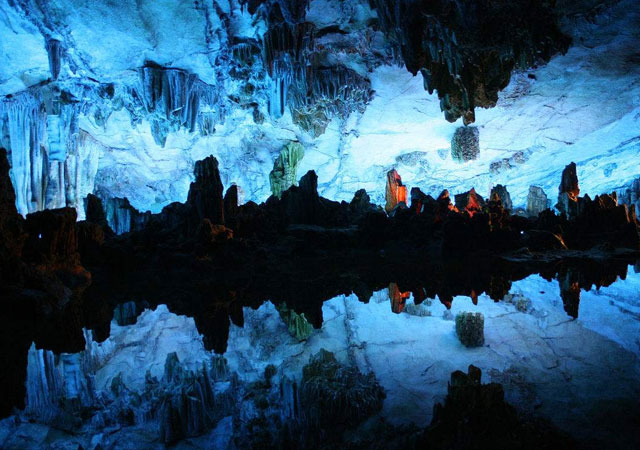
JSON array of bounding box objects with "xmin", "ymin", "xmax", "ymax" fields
[{"xmin": 0, "ymin": 0, "xmax": 639, "ymax": 449}]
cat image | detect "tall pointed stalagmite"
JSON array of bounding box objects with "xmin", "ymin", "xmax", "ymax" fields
[
  {"xmin": 385, "ymin": 169, "xmax": 407, "ymax": 214},
  {"xmin": 557, "ymin": 162, "xmax": 580, "ymax": 220},
  {"xmin": 187, "ymin": 156, "xmax": 225, "ymax": 225}
]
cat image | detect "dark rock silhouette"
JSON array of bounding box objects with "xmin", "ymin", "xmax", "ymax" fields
[
  {"xmin": 187, "ymin": 156, "xmax": 225, "ymax": 225},
  {"xmin": 418, "ymin": 365, "xmax": 577, "ymax": 450}
]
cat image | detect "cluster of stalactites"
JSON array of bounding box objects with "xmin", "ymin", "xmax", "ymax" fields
[
  {"xmin": 288, "ymin": 65, "xmax": 373, "ymax": 136},
  {"xmin": 263, "ymin": 22, "xmax": 315, "ymax": 120},
  {"xmin": 260, "ymin": 17, "xmax": 373, "ymax": 133},
  {"xmin": 0, "ymin": 92, "xmax": 101, "ymax": 219},
  {"xmin": 133, "ymin": 65, "xmax": 221, "ymax": 147},
  {"xmin": 370, "ymin": 0, "xmax": 571, "ymax": 124}
]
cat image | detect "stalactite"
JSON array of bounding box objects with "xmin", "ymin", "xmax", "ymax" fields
[
  {"xmin": 45, "ymin": 39, "xmax": 63, "ymax": 80},
  {"xmin": 370, "ymin": 0, "xmax": 570, "ymax": 123},
  {"xmin": 1, "ymin": 94, "xmax": 46, "ymax": 216},
  {"xmin": 0, "ymin": 93, "xmax": 101, "ymax": 220},
  {"xmin": 263, "ymin": 22, "xmax": 314, "ymax": 74},
  {"xmin": 133, "ymin": 65, "xmax": 219, "ymax": 146},
  {"xmin": 288, "ymin": 65, "xmax": 373, "ymax": 136}
]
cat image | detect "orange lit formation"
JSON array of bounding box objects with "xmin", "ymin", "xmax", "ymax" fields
[
  {"xmin": 388, "ymin": 283, "xmax": 410, "ymax": 313},
  {"xmin": 385, "ymin": 169, "xmax": 408, "ymax": 213},
  {"xmin": 460, "ymin": 188, "xmax": 483, "ymax": 218}
]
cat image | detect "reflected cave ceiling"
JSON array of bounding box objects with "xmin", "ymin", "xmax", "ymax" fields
[{"xmin": 0, "ymin": 0, "xmax": 638, "ymax": 217}]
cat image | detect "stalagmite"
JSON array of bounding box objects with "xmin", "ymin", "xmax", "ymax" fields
[
  {"xmin": 490, "ymin": 185, "xmax": 513, "ymax": 211},
  {"xmin": 277, "ymin": 302, "xmax": 313, "ymax": 341},
  {"xmin": 385, "ymin": 169, "xmax": 407, "ymax": 214},
  {"xmin": 187, "ymin": 156, "xmax": 225, "ymax": 225},
  {"xmin": 557, "ymin": 162, "xmax": 580, "ymax": 220},
  {"xmin": 527, "ymin": 186, "xmax": 549, "ymax": 217},
  {"xmin": 454, "ymin": 188, "xmax": 485, "ymax": 217},
  {"xmin": 388, "ymin": 283, "xmax": 410, "ymax": 314},
  {"xmin": 270, "ymin": 141, "xmax": 305, "ymax": 198},
  {"xmin": 620, "ymin": 178, "xmax": 640, "ymax": 214},
  {"xmin": 103, "ymin": 197, "xmax": 149, "ymax": 235}
]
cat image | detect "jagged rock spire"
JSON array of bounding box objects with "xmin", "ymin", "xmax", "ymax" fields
[{"xmin": 187, "ymin": 156, "xmax": 225, "ymax": 225}]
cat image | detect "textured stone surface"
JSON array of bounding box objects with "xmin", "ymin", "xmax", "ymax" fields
[
  {"xmin": 526, "ymin": 186, "xmax": 549, "ymax": 217},
  {"xmin": 557, "ymin": 162, "xmax": 581, "ymax": 220},
  {"xmin": 455, "ymin": 312, "xmax": 485, "ymax": 347},
  {"xmin": 490, "ymin": 185, "xmax": 513, "ymax": 212},
  {"xmin": 269, "ymin": 141, "xmax": 305, "ymax": 198},
  {"xmin": 451, "ymin": 127, "xmax": 480, "ymax": 162}
]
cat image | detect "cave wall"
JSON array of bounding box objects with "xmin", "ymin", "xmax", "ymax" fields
[{"xmin": 0, "ymin": 0, "xmax": 638, "ymax": 216}]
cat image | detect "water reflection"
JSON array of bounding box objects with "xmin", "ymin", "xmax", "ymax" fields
[{"xmin": 1, "ymin": 262, "xmax": 639, "ymax": 449}]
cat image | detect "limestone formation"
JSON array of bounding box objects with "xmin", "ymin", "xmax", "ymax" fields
[
  {"xmin": 84, "ymin": 194, "xmax": 109, "ymax": 230},
  {"xmin": 103, "ymin": 197, "xmax": 150, "ymax": 235},
  {"xmin": 224, "ymin": 185, "xmax": 240, "ymax": 221},
  {"xmin": 490, "ymin": 185, "xmax": 513, "ymax": 211},
  {"xmin": 410, "ymin": 187, "xmax": 428, "ymax": 214},
  {"xmin": 620, "ymin": 177, "xmax": 640, "ymax": 214},
  {"xmin": 372, "ymin": 0, "xmax": 570, "ymax": 123},
  {"xmin": 451, "ymin": 127, "xmax": 480, "ymax": 162},
  {"xmin": 349, "ymin": 189, "xmax": 378, "ymax": 221},
  {"xmin": 385, "ymin": 169, "xmax": 408, "ymax": 214},
  {"xmin": 277, "ymin": 302, "xmax": 313, "ymax": 341},
  {"xmin": 388, "ymin": 283, "xmax": 410, "ymax": 313},
  {"xmin": 136, "ymin": 65, "xmax": 215, "ymax": 147},
  {"xmin": 269, "ymin": 141, "xmax": 305, "ymax": 198},
  {"xmin": 187, "ymin": 156, "xmax": 225, "ymax": 225},
  {"xmin": 23, "ymin": 208, "xmax": 79, "ymax": 267},
  {"xmin": 196, "ymin": 219, "xmax": 233, "ymax": 251},
  {"xmin": 0, "ymin": 148, "xmax": 24, "ymax": 266},
  {"xmin": 557, "ymin": 162, "xmax": 580, "ymax": 220},
  {"xmin": 526, "ymin": 186, "xmax": 549, "ymax": 216},
  {"xmin": 454, "ymin": 188, "xmax": 485, "ymax": 216},
  {"xmin": 300, "ymin": 349, "xmax": 385, "ymax": 429},
  {"xmin": 455, "ymin": 312, "xmax": 485, "ymax": 347},
  {"xmin": 289, "ymin": 66, "xmax": 374, "ymax": 137},
  {"xmin": 419, "ymin": 365, "xmax": 577, "ymax": 449}
]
